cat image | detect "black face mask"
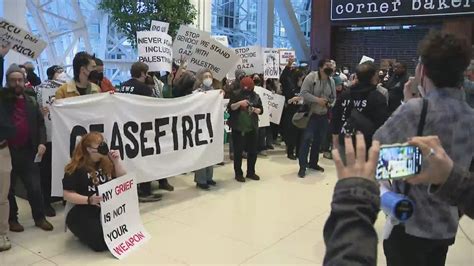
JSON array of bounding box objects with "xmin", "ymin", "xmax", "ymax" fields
[
  {"xmin": 97, "ymin": 142, "xmax": 109, "ymax": 155},
  {"xmin": 323, "ymin": 68, "xmax": 333, "ymax": 76},
  {"xmin": 88, "ymin": 70, "xmax": 103, "ymax": 83},
  {"xmin": 253, "ymin": 79, "xmax": 261, "ymax": 86}
]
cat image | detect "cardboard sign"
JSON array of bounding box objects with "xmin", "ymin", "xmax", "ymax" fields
[
  {"xmin": 233, "ymin": 46, "xmax": 264, "ymax": 74},
  {"xmin": 137, "ymin": 31, "xmax": 173, "ymax": 72},
  {"xmin": 279, "ymin": 50, "xmax": 296, "ymax": 70},
  {"xmin": 172, "ymin": 25, "xmax": 210, "ymax": 63},
  {"xmin": 254, "ymin": 86, "xmax": 285, "ymax": 125},
  {"xmin": 359, "ymin": 55, "xmax": 375, "ymax": 65},
  {"xmin": 0, "ymin": 19, "xmax": 47, "ymax": 59},
  {"xmin": 212, "ymin": 35, "xmax": 229, "ymax": 47},
  {"xmin": 253, "ymin": 86, "xmax": 271, "ymax": 127},
  {"xmin": 99, "ymin": 175, "xmax": 151, "ymax": 259},
  {"xmin": 263, "ymin": 48, "xmax": 280, "ymax": 79},
  {"xmin": 186, "ymin": 38, "xmax": 240, "ymax": 80},
  {"xmin": 150, "ymin": 20, "xmax": 169, "ymax": 33}
]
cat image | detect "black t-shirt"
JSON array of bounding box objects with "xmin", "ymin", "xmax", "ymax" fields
[
  {"xmin": 63, "ymin": 165, "xmax": 110, "ymax": 197},
  {"xmin": 119, "ymin": 79, "xmax": 152, "ymax": 96},
  {"xmin": 76, "ymin": 86, "xmax": 88, "ymax": 96}
]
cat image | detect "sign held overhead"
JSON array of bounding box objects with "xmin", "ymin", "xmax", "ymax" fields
[{"xmin": 0, "ymin": 18, "xmax": 47, "ymax": 59}]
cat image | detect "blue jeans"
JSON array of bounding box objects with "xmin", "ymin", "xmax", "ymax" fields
[
  {"xmin": 298, "ymin": 114, "xmax": 329, "ymax": 169},
  {"xmin": 194, "ymin": 166, "xmax": 214, "ymax": 185}
]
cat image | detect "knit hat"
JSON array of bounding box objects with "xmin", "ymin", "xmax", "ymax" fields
[
  {"xmin": 235, "ymin": 69, "xmax": 246, "ymax": 81},
  {"xmin": 47, "ymin": 65, "xmax": 63, "ymax": 80},
  {"xmin": 5, "ymin": 64, "xmax": 24, "ymax": 79},
  {"xmin": 240, "ymin": 76, "xmax": 254, "ymax": 91},
  {"xmin": 333, "ymin": 75, "xmax": 343, "ymax": 86}
]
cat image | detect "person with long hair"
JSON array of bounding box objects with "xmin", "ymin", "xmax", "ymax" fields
[{"xmin": 63, "ymin": 132, "xmax": 126, "ymax": 252}]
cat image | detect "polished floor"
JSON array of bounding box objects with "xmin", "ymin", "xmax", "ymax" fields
[{"xmin": 1, "ymin": 147, "xmax": 473, "ymax": 265}]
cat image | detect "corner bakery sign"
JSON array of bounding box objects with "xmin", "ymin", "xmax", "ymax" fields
[{"xmin": 331, "ymin": 0, "xmax": 474, "ymax": 21}]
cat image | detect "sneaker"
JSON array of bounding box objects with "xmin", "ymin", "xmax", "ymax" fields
[
  {"xmin": 259, "ymin": 150, "xmax": 268, "ymax": 156},
  {"xmin": 0, "ymin": 235, "xmax": 11, "ymax": 252},
  {"xmin": 139, "ymin": 194, "xmax": 163, "ymax": 203},
  {"xmin": 35, "ymin": 218, "xmax": 54, "ymax": 231},
  {"xmin": 246, "ymin": 174, "xmax": 260, "ymax": 181},
  {"xmin": 158, "ymin": 182, "xmax": 174, "ymax": 192},
  {"xmin": 196, "ymin": 183, "xmax": 210, "ymax": 190},
  {"xmin": 44, "ymin": 205, "xmax": 56, "ymax": 217},
  {"xmin": 235, "ymin": 175, "xmax": 246, "ymax": 183},
  {"xmin": 287, "ymin": 154, "xmax": 297, "ymax": 160},
  {"xmin": 309, "ymin": 165, "xmax": 325, "ymax": 172},
  {"xmin": 298, "ymin": 168, "xmax": 306, "ymax": 178},
  {"xmin": 9, "ymin": 221, "xmax": 24, "ymax": 232},
  {"xmin": 323, "ymin": 152, "xmax": 333, "ymax": 160},
  {"xmin": 207, "ymin": 180, "xmax": 217, "ymax": 186}
]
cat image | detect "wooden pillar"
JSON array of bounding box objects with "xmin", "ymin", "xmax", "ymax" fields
[
  {"xmin": 442, "ymin": 19, "xmax": 473, "ymax": 48},
  {"xmin": 310, "ymin": 0, "xmax": 332, "ymax": 70}
]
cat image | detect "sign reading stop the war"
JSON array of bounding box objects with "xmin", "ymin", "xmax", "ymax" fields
[{"xmin": 98, "ymin": 175, "xmax": 151, "ymax": 259}]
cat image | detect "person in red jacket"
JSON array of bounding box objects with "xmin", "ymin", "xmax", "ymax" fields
[{"xmin": 90, "ymin": 58, "xmax": 115, "ymax": 92}]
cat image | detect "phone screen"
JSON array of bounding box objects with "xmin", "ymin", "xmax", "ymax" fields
[{"xmin": 376, "ymin": 145, "xmax": 422, "ymax": 180}]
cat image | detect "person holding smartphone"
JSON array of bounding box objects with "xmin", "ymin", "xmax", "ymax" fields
[{"xmin": 63, "ymin": 132, "xmax": 126, "ymax": 252}]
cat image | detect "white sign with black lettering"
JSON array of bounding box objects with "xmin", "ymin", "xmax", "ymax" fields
[
  {"xmin": 233, "ymin": 46, "xmax": 264, "ymax": 74},
  {"xmin": 137, "ymin": 31, "xmax": 173, "ymax": 72},
  {"xmin": 172, "ymin": 25, "xmax": 210, "ymax": 63},
  {"xmin": 254, "ymin": 86, "xmax": 285, "ymax": 125},
  {"xmin": 212, "ymin": 35, "xmax": 229, "ymax": 47},
  {"xmin": 263, "ymin": 48, "xmax": 280, "ymax": 79},
  {"xmin": 253, "ymin": 86, "xmax": 270, "ymax": 127},
  {"xmin": 99, "ymin": 175, "xmax": 150, "ymax": 259},
  {"xmin": 0, "ymin": 19, "xmax": 47, "ymax": 59},
  {"xmin": 279, "ymin": 50, "xmax": 296, "ymax": 70},
  {"xmin": 150, "ymin": 20, "xmax": 169, "ymax": 33},
  {"xmin": 187, "ymin": 38, "xmax": 240, "ymax": 80}
]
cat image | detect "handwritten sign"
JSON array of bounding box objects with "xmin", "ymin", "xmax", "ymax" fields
[
  {"xmin": 254, "ymin": 86, "xmax": 285, "ymax": 124},
  {"xmin": 253, "ymin": 86, "xmax": 271, "ymax": 127},
  {"xmin": 212, "ymin": 35, "xmax": 229, "ymax": 47},
  {"xmin": 172, "ymin": 25, "xmax": 210, "ymax": 63},
  {"xmin": 263, "ymin": 48, "xmax": 280, "ymax": 79},
  {"xmin": 137, "ymin": 31, "xmax": 173, "ymax": 72},
  {"xmin": 99, "ymin": 175, "xmax": 151, "ymax": 259},
  {"xmin": 233, "ymin": 46, "xmax": 263, "ymax": 75},
  {"xmin": 279, "ymin": 50, "xmax": 296, "ymax": 70},
  {"xmin": 150, "ymin": 20, "xmax": 169, "ymax": 33},
  {"xmin": 0, "ymin": 19, "xmax": 47, "ymax": 59}
]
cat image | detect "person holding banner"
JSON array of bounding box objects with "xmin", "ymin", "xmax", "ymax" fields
[
  {"xmin": 228, "ymin": 77, "xmax": 263, "ymax": 182},
  {"xmin": 90, "ymin": 58, "xmax": 116, "ymax": 93},
  {"xmin": 63, "ymin": 132, "xmax": 126, "ymax": 252},
  {"xmin": 55, "ymin": 52, "xmax": 101, "ymax": 99}
]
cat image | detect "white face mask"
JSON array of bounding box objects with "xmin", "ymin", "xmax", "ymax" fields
[
  {"xmin": 56, "ymin": 72, "xmax": 70, "ymax": 82},
  {"xmin": 203, "ymin": 78, "xmax": 213, "ymax": 88},
  {"xmin": 343, "ymin": 70, "xmax": 349, "ymax": 75}
]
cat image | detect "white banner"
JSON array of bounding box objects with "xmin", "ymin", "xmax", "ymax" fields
[
  {"xmin": 172, "ymin": 25, "xmax": 210, "ymax": 63},
  {"xmin": 255, "ymin": 87, "xmax": 285, "ymax": 125},
  {"xmin": 253, "ymin": 86, "xmax": 270, "ymax": 127},
  {"xmin": 137, "ymin": 31, "xmax": 173, "ymax": 72},
  {"xmin": 150, "ymin": 20, "xmax": 169, "ymax": 33},
  {"xmin": 39, "ymin": 84, "xmax": 59, "ymax": 142},
  {"xmin": 263, "ymin": 48, "xmax": 280, "ymax": 80},
  {"xmin": 51, "ymin": 91, "xmax": 224, "ymax": 196},
  {"xmin": 233, "ymin": 46, "xmax": 263, "ymax": 75},
  {"xmin": 212, "ymin": 35, "xmax": 229, "ymax": 47},
  {"xmin": 279, "ymin": 50, "xmax": 296, "ymax": 69},
  {"xmin": 0, "ymin": 19, "xmax": 47, "ymax": 59},
  {"xmin": 99, "ymin": 175, "xmax": 150, "ymax": 259},
  {"xmin": 187, "ymin": 37, "xmax": 240, "ymax": 81}
]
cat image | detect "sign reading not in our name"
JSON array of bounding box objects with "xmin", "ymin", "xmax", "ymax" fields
[{"xmin": 331, "ymin": 0, "xmax": 474, "ymax": 21}]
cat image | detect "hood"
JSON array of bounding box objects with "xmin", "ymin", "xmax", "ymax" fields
[{"xmin": 349, "ymin": 83, "xmax": 377, "ymax": 96}]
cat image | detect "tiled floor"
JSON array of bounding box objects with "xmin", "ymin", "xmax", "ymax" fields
[{"xmin": 1, "ymin": 149, "xmax": 473, "ymax": 265}]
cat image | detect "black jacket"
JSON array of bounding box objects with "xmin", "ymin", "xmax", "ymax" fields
[
  {"xmin": 386, "ymin": 73, "xmax": 409, "ymax": 114},
  {"xmin": 0, "ymin": 89, "xmax": 46, "ymax": 149},
  {"xmin": 227, "ymin": 89, "xmax": 263, "ymax": 131},
  {"xmin": 280, "ymin": 66, "xmax": 301, "ymax": 115},
  {"xmin": 0, "ymin": 55, "xmax": 4, "ymax": 87},
  {"xmin": 119, "ymin": 79, "xmax": 153, "ymax": 96},
  {"xmin": 331, "ymin": 84, "xmax": 388, "ymax": 145}
]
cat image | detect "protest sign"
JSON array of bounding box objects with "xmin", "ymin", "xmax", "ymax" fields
[
  {"xmin": 279, "ymin": 50, "xmax": 296, "ymax": 69},
  {"xmin": 186, "ymin": 38, "xmax": 240, "ymax": 80},
  {"xmin": 0, "ymin": 19, "xmax": 47, "ymax": 59},
  {"xmin": 233, "ymin": 46, "xmax": 264, "ymax": 75},
  {"xmin": 150, "ymin": 20, "xmax": 169, "ymax": 33},
  {"xmin": 254, "ymin": 86, "xmax": 285, "ymax": 125},
  {"xmin": 99, "ymin": 175, "xmax": 150, "ymax": 259},
  {"xmin": 212, "ymin": 35, "xmax": 229, "ymax": 47},
  {"xmin": 253, "ymin": 86, "xmax": 270, "ymax": 127},
  {"xmin": 38, "ymin": 82, "xmax": 63, "ymax": 142},
  {"xmin": 51, "ymin": 91, "xmax": 224, "ymax": 196},
  {"xmin": 263, "ymin": 48, "xmax": 280, "ymax": 79},
  {"xmin": 359, "ymin": 55, "xmax": 375, "ymax": 64},
  {"xmin": 172, "ymin": 25, "xmax": 210, "ymax": 63},
  {"xmin": 137, "ymin": 31, "xmax": 173, "ymax": 72}
]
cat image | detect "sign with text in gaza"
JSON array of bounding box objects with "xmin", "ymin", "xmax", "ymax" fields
[
  {"xmin": 187, "ymin": 38, "xmax": 240, "ymax": 80},
  {"xmin": 331, "ymin": 0, "xmax": 474, "ymax": 21},
  {"xmin": 137, "ymin": 31, "xmax": 173, "ymax": 72},
  {"xmin": 234, "ymin": 46, "xmax": 264, "ymax": 74},
  {"xmin": 0, "ymin": 19, "xmax": 47, "ymax": 59},
  {"xmin": 172, "ymin": 25, "xmax": 210, "ymax": 62}
]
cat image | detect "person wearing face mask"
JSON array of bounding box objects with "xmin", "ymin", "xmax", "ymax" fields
[
  {"xmin": 55, "ymin": 52, "xmax": 101, "ymax": 99},
  {"xmin": 297, "ymin": 59, "xmax": 337, "ymax": 178},
  {"xmin": 91, "ymin": 58, "xmax": 115, "ymax": 93},
  {"xmin": 374, "ymin": 31, "xmax": 474, "ymax": 266},
  {"xmin": 63, "ymin": 132, "xmax": 126, "ymax": 251},
  {"xmin": 33, "ymin": 65, "xmax": 68, "ymax": 217},
  {"xmin": 0, "ymin": 64, "xmax": 53, "ymax": 234},
  {"xmin": 228, "ymin": 77, "xmax": 264, "ymax": 182}
]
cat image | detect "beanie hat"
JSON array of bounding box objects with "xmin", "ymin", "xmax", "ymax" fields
[
  {"xmin": 235, "ymin": 69, "xmax": 246, "ymax": 81},
  {"xmin": 240, "ymin": 76, "xmax": 254, "ymax": 91},
  {"xmin": 6, "ymin": 64, "xmax": 24, "ymax": 79},
  {"xmin": 47, "ymin": 65, "xmax": 63, "ymax": 80}
]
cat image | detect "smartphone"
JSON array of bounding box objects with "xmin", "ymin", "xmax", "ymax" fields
[
  {"xmin": 375, "ymin": 144, "xmax": 423, "ymax": 181},
  {"xmin": 409, "ymin": 77, "xmax": 419, "ymax": 96}
]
